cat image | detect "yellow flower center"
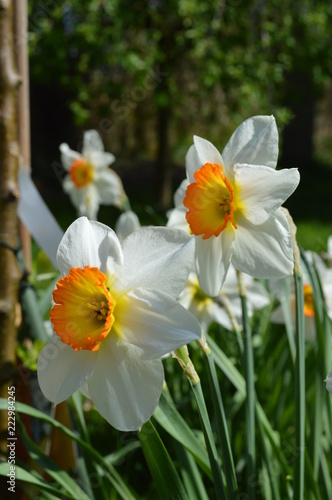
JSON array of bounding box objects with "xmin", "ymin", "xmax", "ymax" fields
[
  {"xmin": 192, "ymin": 280, "xmax": 212, "ymax": 310},
  {"xmin": 184, "ymin": 163, "xmax": 237, "ymax": 239},
  {"xmin": 69, "ymin": 159, "xmax": 94, "ymax": 187},
  {"xmin": 50, "ymin": 266, "xmax": 116, "ymax": 351},
  {"xmin": 303, "ymin": 284, "xmax": 315, "ymax": 317}
]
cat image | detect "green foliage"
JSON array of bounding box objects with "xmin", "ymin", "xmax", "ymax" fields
[{"xmin": 28, "ymin": 0, "xmax": 332, "ymax": 159}]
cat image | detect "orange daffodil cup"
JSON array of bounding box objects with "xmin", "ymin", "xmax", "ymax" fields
[
  {"xmin": 60, "ymin": 130, "xmax": 127, "ymax": 220},
  {"xmin": 180, "ymin": 115, "xmax": 300, "ymax": 296},
  {"xmin": 37, "ymin": 217, "xmax": 201, "ymax": 431}
]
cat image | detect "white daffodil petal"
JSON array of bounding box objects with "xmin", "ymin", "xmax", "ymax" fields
[
  {"xmin": 222, "ymin": 116, "xmax": 279, "ymax": 172},
  {"xmin": 235, "ymin": 164, "xmax": 300, "ymax": 225},
  {"xmin": 88, "ymin": 151, "xmax": 116, "ymax": 170},
  {"xmin": 120, "ymin": 288, "xmax": 201, "ymax": 359},
  {"xmin": 166, "ymin": 206, "xmax": 189, "ymax": 232},
  {"xmin": 232, "ymin": 210, "xmax": 293, "ymax": 279},
  {"xmin": 119, "ymin": 227, "xmax": 194, "ymax": 297},
  {"xmin": 66, "ymin": 185, "xmax": 88, "ymax": 213},
  {"xmin": 80, "ymin": 184, "xmax": 100, "ymax": 220},
  {"xmin": 79, "ymin": 382, "xmax": 91, "ymax": 399},
  {"xmin": 270, "ymin": 304, "xmax": 285, "ymax": 324},
  {"xmin": 37, "ymin": 335, "xmax": 98, "ymax": 405},
  {"xmin": 245, "ymin": 282, "xmax": 271, "ymax": 310},
  {"xmin": 57, "ymin": 217, "xmax": 123, "ymax": 275},
  {"xmin": 325, "ymin": 372, "xmax": 332, "ymax": 394},
  {"xmin": 94, "ymin": 169, "xmax": 125, "ymax": 207},
  {"xmin": 328, "ymin": 236, "xmax": 332, "ymax": 257},
  {"xmin": 82, "ymin": 130, "xmax": 104, "ymax": 156},
  {"xmin": 206, "ymin": 301, "xmax": 233, "ymax": 330},
  {"xmin": 186, "ymin": 144, "xmax": 202, "ymax": 183},
  {"xmin": 115, "ymin": 211, "xmax": 141, "ymax": 241},
  {"xmin": 195, "ymin": 227, "xmax": 235, "ymax": 297},
  {"xmin": 62, "ymin": 176, "xmax": 75, "ymax": 194},
  {"xmin": 59, "ymin": 143, "xmax": 82, "ymax": 171},
  {"xmin": 87, "ymin": 337, "xmax": 164, "ymax": 431},
  {"xmin": 193, "ymin": 136, "xmax": 224, "ymax": 169},
  {"xmin": 174, "ymin": 179, "xmax": 189, "ymax": 207}
]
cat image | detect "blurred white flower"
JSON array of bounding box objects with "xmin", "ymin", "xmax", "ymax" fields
[
  {"xmin": 328, "ymin": 236, "xmax": 332, "ymax": 258},
  {"xmin": 37, "ymin": 217, "xmax": 201, "ymax": 431},
  {"xmin": 60, "ymin": 130, "xmax": 127, "ymax": 220},
  {"xmin": 167, "ymin": 180, "xmax": 191, "ymax": 233},
  {"xmin": 270, "ymin": 252, "xmax": 332, "ymax": 340},
  {"xmin": 178, "ymin": 265, "xmax": 270, "ymax": 332}
]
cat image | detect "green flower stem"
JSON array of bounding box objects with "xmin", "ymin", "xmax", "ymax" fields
[
  {"xmin": 190, "ymin": 380, "xmax": 227, "ymax": 500},
  {"xmin": 284, "ymin": 209, "xmax": 305, "ymax": 500},
  {"xmin": 174, "ymin": 346, "xmax": 226, "ymax": 500},
  {"xmin": 256, "ymin": 409, "xmax": 281, "ymax": 500},
  {"xmin": 236, "ymin": 270, "xmax": 256, "ymax": 500},
  {"xmin": 218, "ymin": 293, "xmax": 244, "ymax": 356},
  {"xmin": 122, "ymin": 195, "xmax": 132, "ymax": 211},
  {"xmin": 197, "ymin": 335, "xmax": 238, "ymax": 497},
  {"xmin": 293, "ymin": 271, "xmax": 305, "ymax": 500}
]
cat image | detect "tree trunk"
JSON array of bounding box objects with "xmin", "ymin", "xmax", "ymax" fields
[{"xmin": 0, "ymin": 0, "xmax": 21, "ymax": 452}]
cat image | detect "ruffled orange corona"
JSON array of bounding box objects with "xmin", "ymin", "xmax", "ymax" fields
[
  {"xmin": 184, "ymin": 163, "xmax": 237, "ymax": 239},
  {"xmin": 69, "ymin": 159, "xmax": 94, "ymax": 187},
  {"xmin": 303, "ymin": 284, "xmax": 315, "ymax": 317},
  {"xmin": 50, "ymin": 266, "xmax": 115, "ymax": 351}
]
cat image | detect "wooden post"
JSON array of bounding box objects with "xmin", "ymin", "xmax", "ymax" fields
[
  {"xmin": 0, "ymin": 0, "xmax": 21, "ymax": 451},
  {"xmin": 15, "ymin": 0, "xmax": 31, "ymax": 271}
]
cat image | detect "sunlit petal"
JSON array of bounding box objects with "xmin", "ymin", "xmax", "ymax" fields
[
  {"xmin": 235, "ymin": 164, "xmax": 300, "ymax": 225},
  {"xmin": 119, "ymin": 288, "xmax": 201, "ymax": 359},
  {"xmin": 119, "ymin": 227, "xmax": 194, "ymax": 297},
  {"xmin": 232, "ymin": 210, "xmax": 293, "ymax": 279},
  {"xmin": 37, "ymin": 335, "xmax": 98, "ymax": 405},
  {"xmin": 222, "ymin": 115, "xmax": 278, "ymax": 171},
  {"xmin": 57, "ymin": 217, "xmax": 123, "ymax": 275},
  {"xmin": 87, "ymin": 337, "xmax": 164, "ymax": 431}
]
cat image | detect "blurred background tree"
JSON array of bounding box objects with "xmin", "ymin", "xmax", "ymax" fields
[{"xmin": 27, "ymin": 0, "xmax": 332, "ymax": 214}]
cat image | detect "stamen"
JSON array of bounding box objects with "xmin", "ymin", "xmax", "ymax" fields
[{"xmin": 50, "ymin": 266, "xmax": 116, "ymax": 351}]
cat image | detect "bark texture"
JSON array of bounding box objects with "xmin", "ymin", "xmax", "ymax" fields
[{"xmin": 0, "ymin": 0, "xmax": 20, "ymax": 451}]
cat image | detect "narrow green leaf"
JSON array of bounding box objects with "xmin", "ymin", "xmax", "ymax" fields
[
  {"xmin": 16, "ymin": 416, "xmax": 89, "ymax": 499},
  {"xmin": 293, "ymin": 272, "xmax": 305, "ymax": 500},
  {"xmin": 207, "ymin": 336, "xmax": 290, "ymax": 475},
  {"xmin": 190, "ymin": 381, "xmax": 227, "ymax": 500},
  {"xmin": 138, "ymin": 419, "xmax": 187, "ymax": 500},
  {"xmin": 203, "ymin": 350, "xmax": 238, "ymax": 496},
  {"xmin": 238, "ymin": 278, "xmax": 256, "ymax": 500},
  {"xmin": 174, "ymin": 442, "xmax": 209, "ymax": 500},
  {"xmin": 0, "ymin": 399, "xmax": 137, "ymax": 500},
  {"xmin": 280, "ymin": 277, "xmax": 296, "ymax": 365},
  {"xmin": 0, "ymin": 462, "xmax": 73, "ymax": 498},
  {"xmin": 153, "ymin": 386, "xmax": 211, "ymax": 478},
  {"xmin": 256, "ymin": 410, "xmax": 281, "ymax": 500}
]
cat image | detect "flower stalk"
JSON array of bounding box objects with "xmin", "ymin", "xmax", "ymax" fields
[
  {"xmin": 284, "ymin": 209, "xmax": 305, "ymax": 500},
  {"xmin": 173, "ymin": 344, "xmax": 226, "ymax": 499},
  {"xmin": 237, "ymin": 269, "xmax": 256, "ymax": 500},
  {"xmin": 197, "ymin": 334, "xmax": 238, "ymax": 497}
]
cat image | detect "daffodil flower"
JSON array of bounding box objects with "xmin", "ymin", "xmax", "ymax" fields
[
  {"xmin": 180, "ymin": 116, "xmax": 300, "ymax": 296},
  {"xmin": 270, "ymin": 252, "xmax": 332, "ymax": 340},
  {"xmin": 60, "ymin": 130, "xmax": 127, "ymax": 219},
  {"xmin": 179, "ymin": 267, "xmax": 270, "ymax": 332},
  {"xmin": 37, "ymin": 217, "xmax": 201, "ymax": 431}
]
